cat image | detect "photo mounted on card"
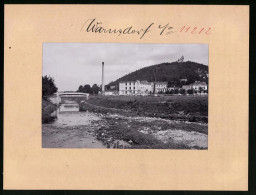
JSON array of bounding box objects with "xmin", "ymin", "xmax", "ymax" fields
[
  {"xmin": 4, "ymin": 4, "xmax": 249, "ymax": 190},
  {"xmin": 42, "ymin": 43, "xmax": 208, "ymax": 149}
]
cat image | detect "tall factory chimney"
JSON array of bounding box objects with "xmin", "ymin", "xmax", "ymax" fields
[{"xmin": 102, "ymin": 62, "xmax": 105, "ymax": 95}]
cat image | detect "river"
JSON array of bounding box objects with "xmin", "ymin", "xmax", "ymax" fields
[
  {"xmin": 43, "ymin": 100, "xmax": 207, "ymax": 149},
  {"xmin": 42, "ymin": 100, "xmax": 106, "ymax": 148}
]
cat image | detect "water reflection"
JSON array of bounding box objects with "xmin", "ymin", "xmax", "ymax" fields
[
  {"xmin": 52, "ymin": 100, "xmax": 100, "ymax": 127},
  {"xmin": 59, "ymin": 103, "xmax": 79, "ymax": 112}
]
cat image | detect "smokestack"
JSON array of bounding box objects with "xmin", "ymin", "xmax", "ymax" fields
[{"xmin": 102, "ymin": 62, "xmax": 105, "ymax": 95}]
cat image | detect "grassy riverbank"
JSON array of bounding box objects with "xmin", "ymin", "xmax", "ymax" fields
[
  {"xmin": 79, "ymin": 95, "xmax": 208, "ymax": 149},
  {"xmin": 56, "ymin": 95, "xmax": 208, "ymax": 149},
  {"xmin": 80, "ymin": 95, "xmax": 208, "ymax": 123}
]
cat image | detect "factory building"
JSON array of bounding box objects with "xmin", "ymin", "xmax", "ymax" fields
[{"xmin": 119, "ymin": 80, "xmax": 153, "ymax": 95}]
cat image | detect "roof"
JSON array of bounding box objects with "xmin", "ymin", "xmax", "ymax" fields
[
  {"xmin": 119, "ymin": 81, "xmax": 137, "ymax": 83},
  {"xmin": 57, "ymin": 92, "xmax": 89, "ymax": 96},
  {"xmin": 105, "ymin": 90, "xmax": 118, "ymax": 92},
  {"xmin": 140, "ymin": 81, "xmax": 152, "ymax": 84},
  {"xmin": 119, "ymin": 81, "xmax": 168, "ymax": 85},
  {"xmin": 119, "ymin": 80, "xmax": 151, "ymax": 84},
  {"xmin": 155, "ymin": 82, "xmax": 168, "ymax": 85}
]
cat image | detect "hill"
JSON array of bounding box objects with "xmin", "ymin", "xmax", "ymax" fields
[{"xmin": 107, "ymin": 61, "xmax": 208, "ymax": 87}]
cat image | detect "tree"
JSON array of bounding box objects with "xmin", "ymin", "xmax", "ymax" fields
[
  {"xmin": 179, "ymin": 88, "xmax": 186, "ymax": 95},
  {"xmin": 77, "ymin": 85, "xmax": 84, "ymax": 92},
  {"xmin": 42, "ymin": 76, "xmax": 58, "ymax": 97},
  {"xmin": 174, "ymin": 88, "xmax": 179, "ymax": 94},
  {"xmin": 187, "ymin": 74, "xmax": 200, "ymax": 85},
  {"xmin": 83, "ymin": 84, "xmax": 92, "ymax": 94},
  {"xmin": 187, "ymin": 89, "xmax": 194, "ymax": 95},
  {"xmin": 199, "ymin": 87, "xmax": 205, "ymax": 94},
  {"xmin": 167, "ymin": 81, "xmax": 173, "ymax": 88},
  {"xmin": 91, "ymin": 84, "xmax": 100, "ymax": 94}
]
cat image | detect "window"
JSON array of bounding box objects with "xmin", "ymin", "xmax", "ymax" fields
[{"xmin": 134, "ymin": 87, "xmax": 135, "ymax": 89}]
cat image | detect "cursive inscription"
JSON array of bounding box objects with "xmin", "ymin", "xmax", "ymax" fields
[
  {"xmin": 80, "ymin": 18, "xmax": 154, "ymax": 39},
  {"xmin": 80, "ymin": 18, "xmax": 212, "ymax": 39}
]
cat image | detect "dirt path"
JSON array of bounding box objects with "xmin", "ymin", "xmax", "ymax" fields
[{"xmin": 42, "ymin": 112, "xmax": 106, "ymax": 148}]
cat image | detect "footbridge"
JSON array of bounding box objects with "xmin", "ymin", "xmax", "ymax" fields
[{"xmin": 48, "ymin": 92, "xmax": 89, "ymax": 105}]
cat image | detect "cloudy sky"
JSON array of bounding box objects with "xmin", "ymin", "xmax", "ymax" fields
[{"xmin": 43, "ymin": 43, "xmax": 208, "ymax": 91}]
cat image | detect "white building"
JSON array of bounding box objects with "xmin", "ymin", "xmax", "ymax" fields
[
  {"xmin": 180, "ymin": 78, "xmax": 188, "ymax": 83},
  {"xmin": 154, "ymin": 82, "xmax": 168, "ymax": 93},
  {"xmin": 119, "ymin": 80, "xmax": 153, "ymax": 95},
  {"xmin": 182, "ymin": 81, "xmax": 207, "ymax": 92},
  {"xmin": 182, "ymin": 85, "xmax": 192, "ymax": 90},
  {"xmin": 191, "ymin": 81, "xmax": 207, "ymax": 91}
]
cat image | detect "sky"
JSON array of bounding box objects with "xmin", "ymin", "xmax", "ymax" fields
[{"xmin": 43, "ymin": 43, "xmax": 208, "ymax": 91}]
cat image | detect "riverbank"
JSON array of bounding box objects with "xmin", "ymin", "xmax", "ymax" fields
[
  {"xmin": 80, "ymin": 95, "xmax": 208, "ymax": 123},
  {"xmin": 42, "ymin": 95, "xmax": 208, "ymax": 149},
  {"xmin": 42, "ymin": 98, "xmax": 58, "ymax": 123},
  {"xmin": 79, "ymin": 95, "xmax": 208, "ymax": 149},
  {"xmin": 92, "ymin": 113, "xmax": 207, "ymax": 149}
]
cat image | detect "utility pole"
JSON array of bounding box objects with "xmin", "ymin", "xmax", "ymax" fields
[{"xmin": 153, "ymin": 69, "xmax": 157, "ymax": 94}]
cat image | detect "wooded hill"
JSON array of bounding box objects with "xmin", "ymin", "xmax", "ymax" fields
[{"xmin": 107, "ymin": 61, "xmax": 208, "ymax": 88}]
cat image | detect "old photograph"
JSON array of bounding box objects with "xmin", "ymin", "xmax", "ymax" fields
[{"xmin": 42, "ymin": 43, "xmax": 208, "ymax": 149}]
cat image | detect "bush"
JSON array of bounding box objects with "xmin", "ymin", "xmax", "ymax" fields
[{"xmin": 42, "ymin": 99, "xmax": 57, "ymax": 123}]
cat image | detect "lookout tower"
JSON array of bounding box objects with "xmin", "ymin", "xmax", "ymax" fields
[{"xmin": 177, "ymin": 55, "xmax": 184, "ymax": 63}]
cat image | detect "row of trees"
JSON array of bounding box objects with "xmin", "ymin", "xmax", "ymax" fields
[
  {"xmin": 42, "ymin": 76, "xmax": 104, "ymax": 96},
  {"xmin": 158, "ymin": 88, "xmax": 208, "ymax": 95},
  {"xmin": 166, "ymin": 76, "xmax": 208, "ymax": 88},
  {"xmin": 77, "ymin": 84, "xmax": 101, "ymax": 94}
]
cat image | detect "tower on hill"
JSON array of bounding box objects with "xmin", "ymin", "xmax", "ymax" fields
[{"xmin": 177, "ymin": 55, "xmax": 184, "ymax": 63}]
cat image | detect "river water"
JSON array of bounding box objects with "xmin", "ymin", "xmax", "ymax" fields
[{"xmin": 42, "ymin": 100, "xmax": 106, "ymax": 148}]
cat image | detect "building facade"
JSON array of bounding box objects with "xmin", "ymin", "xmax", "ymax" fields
[
  {"xmin": 154, "ymin": 82, "xmax": 168, "ymax": 93},
  {"xmin": 191, "ymin": 81, "xmax": 207, "ymax": 91},
  {"xmin": 119, "ymin": 80, "xmax": 207, "ymax": 95},
  {"xmin": 119, "ymin": 80, "xmax": 153, "ymax": 95},
  {"xmin": 182, "ymin": 81, "xmax": 208, "ymax": 92},
  {"xmin": 182, "ymin": 85, "xmax": 192, "ymax": 90}
]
